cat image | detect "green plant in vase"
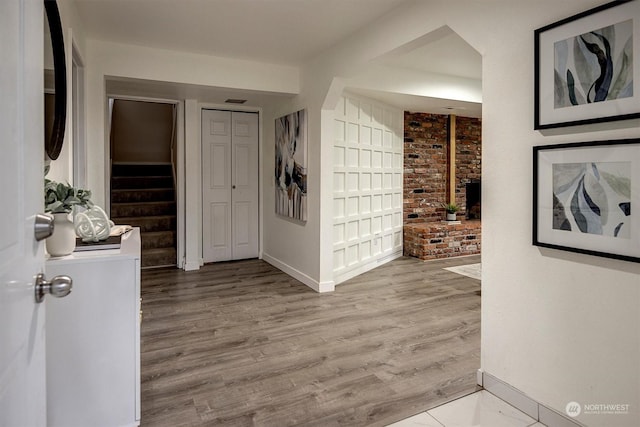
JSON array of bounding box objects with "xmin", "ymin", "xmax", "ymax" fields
[
  {"xmin": 45, "ymin": 179, "xmax": 93, "ymax": 214},
  {"xmin": 44, "ymin": 179, "xmax": 93, "ymax": 256},
  {"xmin": 442, "ymin": 202, "xmax": 460, "ymax": 221}
]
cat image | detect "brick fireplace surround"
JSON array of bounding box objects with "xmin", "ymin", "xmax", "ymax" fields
[
  {"xmin": 404, "ymin": 220, "xmax": 481, "ymax": 260},
  {"xmin": 403, "ymin": 112, "xmax": 481, "ymax": 260}
]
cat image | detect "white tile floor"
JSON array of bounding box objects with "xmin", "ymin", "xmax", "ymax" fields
[
  {"xmin": 443, "ymin": 263, "xmax": 482, "ymax": 281},
  {"xmin": 387, "ymin": 390, "xmax": 547, "ymax": 427}
]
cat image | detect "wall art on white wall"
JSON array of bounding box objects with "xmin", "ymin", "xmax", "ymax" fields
[
  {"xmin": 533, "ymin": 138, "xmax": 640, "ymax": 263},
  {"xmin": 275, "ymin": 109, "xmax": 307, "ymax": 221},
  {"xmin": 534, "ymin": 0, "xmax": 640, "ymax": 129}
]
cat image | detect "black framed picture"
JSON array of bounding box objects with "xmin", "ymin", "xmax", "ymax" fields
[
  {"xmin": 533, "ymin": 139, "xmax": 639, "ymax": 263},
  {"xmin": 534, "ymin": 0, "xmax": 640, "ymax": 129}
]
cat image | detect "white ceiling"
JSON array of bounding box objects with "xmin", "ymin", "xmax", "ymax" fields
[
  {"xmin": 74, "ymin": 0, "xmax": 410, "ymax": 66},
  {"xmin": 75, "ymin": 0, "xmax": 482, "ymax": 116}
]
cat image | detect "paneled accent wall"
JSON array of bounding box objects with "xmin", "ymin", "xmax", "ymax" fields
[{"xmin": 333, "ymin": 94, "xmax": 403, "ymax": 284}]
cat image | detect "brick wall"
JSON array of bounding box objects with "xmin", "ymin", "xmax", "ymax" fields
[
  {"xmin": 404, "ymin": 113, "xmax": 448, "ymax": 223},
  {"xmin": 404, "ymin": 112, "xmax": 481, "ymax": 222},
  {"xmin": 455, "ymin": 116, "xmax": 482, "ymax": 214}
]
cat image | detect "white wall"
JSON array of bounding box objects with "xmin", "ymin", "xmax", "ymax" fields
[
  {"xmin": 45, "ymin": 0, "xmax": 87, "ymax": 186},
  {"xmin": 261, "ymin": 96, "xmax": 332, "ymax": 290},
  {"xmin": 332, "ymin": 93, "xmax": 403, "ymax": 284},
  {"xmin": 183, "ymin": 99, "xmax": 201, "ymax": 271},
  {"xmin": 260, "ymin": 74, "xmax": 349, "ymax": 292},
  {"xmin": 477, "ymin": 3, "xmax": 640, "ymax": 424},
  {"xmin": 307, "ymin": 1, "xmax": 640, "ymax": 425},
  {"xmin": 110, "ymin": 100, "xmax": 173, "ymax": 163}
]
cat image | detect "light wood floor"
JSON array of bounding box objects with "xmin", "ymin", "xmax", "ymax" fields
[{"xmin": 140, "ymin": 255, "xmax": 481, "ymax": 427}]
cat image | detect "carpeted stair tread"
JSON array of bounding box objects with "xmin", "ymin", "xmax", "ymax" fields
[
  {"xmin": 111, "ymin": 188, "xmax": 175, "ymax": 203},
  {"xmin": 142, "ymin": 247, "xmax": 176, "ymax": 268},
  {"xmin": 110, "ymin": 215, "xmax": 176, "ymax": 232}
]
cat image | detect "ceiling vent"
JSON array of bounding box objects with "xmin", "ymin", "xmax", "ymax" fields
[{"xmin": 225, "ymin": 99, "xmax": 247, "ymax": 104}]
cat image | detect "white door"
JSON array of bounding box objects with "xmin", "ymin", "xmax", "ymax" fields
[
  {"xmin": 202, "ymin": 110, "xmax": 259, "ymax": 262},
  {"xmin": 230, "ymin": 112, "xmax": 259, "ymax": 259},
  {"xmin": 0, "ymin": 0, "xmax": 47, "ymax": 425}
]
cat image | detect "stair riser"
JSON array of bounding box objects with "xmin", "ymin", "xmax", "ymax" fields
[
  {"xmin": 111, "ymin": 189, "xmax": 175, "ymax": 203},
  {"xmin": 111, "ymin": 176, "xmax": 173, "ymax": 189},
  {"xmin": 112, "ymin": 164, "xmax": 173, "ymax": 177},
  {"xmin": 142, "ymin": 248, "xmax": 177, "ymax": 268},
  {"xmin": 111, "ymin": 202, "xmax": 176, "ymax": 218},
  {"xmin": 141, "ymin": 232, "xmax": 176, "ymax": 250}
]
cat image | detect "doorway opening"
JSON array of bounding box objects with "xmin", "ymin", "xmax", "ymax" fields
[
  {"xmin": 329, "ymin": 24, "xmax": 483, "ymax": 419},
  {"xmin": 403, "ymin": 112, "xmax": 482, "ymax": 261},
  {"xmin": 109, "ymin": 99, "xmax": 178, "ymax": 268},
  {"xmin": 72, "ymin": 43, "xmax": 86, "ymax": 188}
]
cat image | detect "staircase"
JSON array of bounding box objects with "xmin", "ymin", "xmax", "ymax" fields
[{"xmin": 110, "ymin": 164, "xmax": 177, "ymax": 268}]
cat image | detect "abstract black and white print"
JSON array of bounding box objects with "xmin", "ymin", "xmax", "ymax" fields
[
  {"xmin": 275, "ymin": 109, "xmax": 307, "ymax": 221},
  {"xmin": 552, "ymin": 162, "xmax": 631, "ymax": 238},
  {"xmin": 554, "ymin": 19, "xmax": 633, "ymax": 109}
]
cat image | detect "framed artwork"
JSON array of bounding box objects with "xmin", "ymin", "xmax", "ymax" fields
[
  {"xmin": 275, "ymin": 109, "xmax": 308, "ymax": 222},
  {"xmin": 534, "ymin": 0, "xmax": 640, "ymax": 129},
  {"xmin": 533, "ymin": 139, "xmax": 640, "ymax": 263}
]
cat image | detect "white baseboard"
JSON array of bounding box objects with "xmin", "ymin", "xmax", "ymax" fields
[
  {"xmin": 480, "ymin": 372, "xmax": 583, "ymax": 427},
  {"xmin": 262, "ymin": 253, "xmax": 335, "ymax": 293},
  {"xmin": 333, "ymin": 250, "xmax": 403, "ymax": 285},
  {"xmin": 183, "ymin": 260, "xmax": 201, "ymax": 271}
]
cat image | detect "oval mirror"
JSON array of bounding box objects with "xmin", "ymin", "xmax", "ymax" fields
[{"xmin": 44, "ymin": 0, "xmax": 67, "ymax": 160}]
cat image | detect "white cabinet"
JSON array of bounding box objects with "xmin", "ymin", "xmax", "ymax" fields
[{"xmin": 45, "ymin": 229, "xmax": 141, "ymax": 427}]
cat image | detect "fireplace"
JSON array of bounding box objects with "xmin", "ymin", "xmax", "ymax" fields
[{"xmin": 466, "ymin": 180, "xmax": 481, "ymax": 219}]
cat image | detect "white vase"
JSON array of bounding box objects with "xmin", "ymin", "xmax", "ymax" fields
[
  {"xmin": 446, "ymin": 213, "xmax": 457, "ymax": 221},
  {"xmin": 46, "ymin": 213, "xmax": 76, "ymax": 257}
]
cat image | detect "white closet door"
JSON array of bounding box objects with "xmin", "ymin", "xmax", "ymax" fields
[
  {"xmin": 231, "ymin": 112, "xmax": 259, "ymax": 259},
  {"xmin": 202, "ymin": 110, "xmax": 233, "ymax": 262},
  {"xmin": 202, "ymin": 110, "xmax": 259, "ymax": 263}
]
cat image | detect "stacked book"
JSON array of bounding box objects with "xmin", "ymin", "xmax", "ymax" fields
[{"xmin": 74, "ymin": 225, "xmax": 133, "ymax": 252}]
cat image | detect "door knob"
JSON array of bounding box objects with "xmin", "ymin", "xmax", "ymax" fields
[
  {"xmin": 34, "ymin": 214, "xmax": 55, "ymax": 241},
  {"xmin": 35, "ymin": 273, "xmax": 72, "ymax": 303}
]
